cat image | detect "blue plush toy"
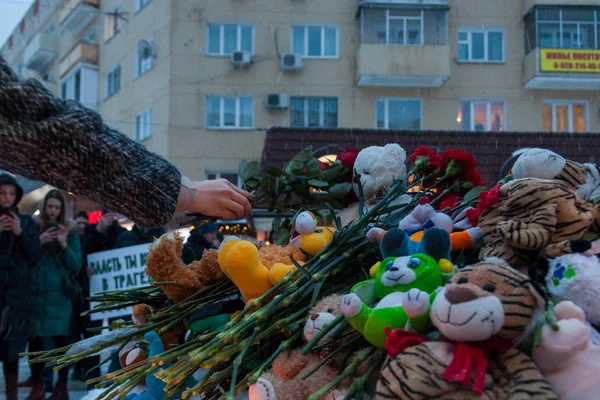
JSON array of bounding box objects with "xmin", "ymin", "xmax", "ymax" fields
[
  {"xmin": 378, "ymin": 227, "xmax": 452, "ymax": 262},
  {"xmin": 124, "ymin": 332, "xmax": 197, "ymax": 400}
]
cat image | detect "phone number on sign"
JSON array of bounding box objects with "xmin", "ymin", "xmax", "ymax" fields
[{"xmin": 553, "ymin": 62, "xmax": 600, "ymax": 70}]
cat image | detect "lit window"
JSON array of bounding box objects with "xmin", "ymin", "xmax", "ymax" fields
[
  {"xmin": 290, "ymin": 97, "xmax": 338, "ymax": 128},
  {"xmin": 292, "ymin": 25, "xmax": 338, "ymax": 58},
  {"xmin": 542, "ymin": 101, "xmax": 587, "ymax": 133},
  {"xmin": 105, "ymin": 65, "xmax": 121, "ymax": 99},
  {"xmin": 376, "ymin": 99, "xmax": 422, "ymax": 130},
  {"xmin": 104, "ymin": 8, "xmax": 120, "ymax": 41},
  {"xmin": 206, "ymin": 96, "xmax": 254, "ymax": 129},
  {"xmin": 458, "ymin": 100, "xmax": 505, "ymax": 132},
  {"xmin": 207, "ymin": 23, "xmax": 254, "ymax": 56},
  {"xmin": 206, "ymin": 172, "xmax": 241, "ymax": 186},
  {"xmin": 361, "ymin": 8, "xmax": 448, "ymax": 45},
  {"xmin": 458, "ymin": 28, "xmax": 504, "ymax": 62},
  {"xmin": 135, "ymin": 40, "xmax": 155, "ymax": 77},
  {"xmin": 135, "ymin": 108, "xmax": 153, "ymax": 141}
]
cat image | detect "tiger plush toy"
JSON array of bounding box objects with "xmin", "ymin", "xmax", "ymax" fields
[
  {"xmin": 376, "ymin": 259, "xmax": 557, "ymax": 400},
  {"xmin": 476, "ymin": 177, "xmax": 600, "ymax": 274}
]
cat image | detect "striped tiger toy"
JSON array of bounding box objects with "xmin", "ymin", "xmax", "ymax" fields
[
  {"xmin": 376, "ymin": 259, "xmax": 557, "ymax": 400},
  {"xmin": 477, "ymin": 177, "xmax": 600, "ymax": 274}
]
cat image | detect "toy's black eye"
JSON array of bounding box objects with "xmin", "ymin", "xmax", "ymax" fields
[
  {"xmin": 408, "ymin": 258, "xmax": 421, "ymax": 269},
  {"xmin": 483, "ymin": 284, "xmax": 495, "ymax": 293},
  {"xmin": 363, "ymin": 170, "xmax": 370, "ymax": 175},
  {"xmin": 327, "ymin": 308, "xmax": 334, "ymax": 313},
  {"xmin": 385, "ymin": 262, "xmax": 394, "ymax": 271},
  {"xmin": 457, "ymin": 277, "xmax": 468, "ymax": 284}
]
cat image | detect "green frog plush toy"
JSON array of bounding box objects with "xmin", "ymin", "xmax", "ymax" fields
[{"xmin": 341, "ymin": 228, "xmax": 453, "ymax": 348}]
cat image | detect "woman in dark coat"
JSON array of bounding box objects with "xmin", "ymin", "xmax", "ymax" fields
[
  {"xmin": 27, "ymin": 190, "xmax": 81, "ymax": 400},
  {"xmin": 0, "ymin": 174, "xmax": 39, "ymax": 400}
]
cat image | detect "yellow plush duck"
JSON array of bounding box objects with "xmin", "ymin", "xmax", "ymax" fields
[
  {"xmin": 218, "ymin": 237, "xmax": 306, "ymax": 304},
  {"xmin": 290, "ymin": 211, "xmax": 335, "ymax": 256}
]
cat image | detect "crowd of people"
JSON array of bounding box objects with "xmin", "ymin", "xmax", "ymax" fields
[{"xmin": 0, "ymin": 174, "xmax": 224, "ymax": 400}]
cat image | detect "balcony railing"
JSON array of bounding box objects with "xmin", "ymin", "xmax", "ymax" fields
[
  {"xmin": 59, "ymin": 0, "xmax": 99, "ymax": 35},
  {"xmin": 23, "ymin": 32, "xmax": 57, "ymax": 73},
  {"xmin": 359, "ymin": 0, "xmax": 449, "ymax": 6},
  {"xmin": 524, "ymin": 47, "xmax": 600, "ymax": 90},
  {"xmin": 58, "ymin": 42, "xmax": 98, "ymax": 78}
]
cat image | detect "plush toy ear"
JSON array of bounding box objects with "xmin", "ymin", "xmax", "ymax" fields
[
  {"xmin": 384, "ymin": 143, "xmax": 407, "ymax": 163},
  {"xmin": 380, "ymin": 228, "xmax": 410, "ymax": 258}
]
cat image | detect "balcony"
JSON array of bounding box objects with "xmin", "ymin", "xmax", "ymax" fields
[
  {"xmin": 58, "ymin": 42, "xmax": 98, "ymax": 78},
  {"xmin": 357, "ymin": 44, "xmax": 449, "ymax": 87},
  {"xmin": 59, "ymin": 0, "xmax": 99, "ymax": 35},
  {"xmin": 22, "ymin": 69, "xmax": 57, "ymax": 94},
  {"xmin": 23, "ymin": 32, "xmax": 57, "ymax": 72},
  {"xmin": 359, "ymin": 0, "xmax": 449, "ymax": 6},
  {"xmin": 524, "ymin": 0, "xmax": 600, "ymax": 15},
  {"xmin": 524, "ymin": 47, "xmax": 600, "ymax": 90}
]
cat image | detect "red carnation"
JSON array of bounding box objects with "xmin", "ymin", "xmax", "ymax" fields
[
  {"xmin": 337, "ymin": 148, "xmax": 359, "ymax": 169},
  {"xmin": 409, "ymin": 146, "xmax": 437, "ymax": 165},
  {"xmin": 439, "ymin": 194, "xmax": 461, "ymax": 210},
  {"xmin": 409, "ymin": 146, "xmax": 447, "ymax": 176},
  {"xmin": 441, "ymin": 149, "xmax": 477, "ymax": 177},
  {"xmin": 464, "ymin": 170, "xmax": 486, "ymax": 187},
  {"xmin": 318, "ymin": 161, "xmax": 329, "ymax": 170}
]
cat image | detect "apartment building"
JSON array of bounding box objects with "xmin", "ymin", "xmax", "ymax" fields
[{"xmin": 2, "ymin": 0, "xmax": 600, "ymax": 189}]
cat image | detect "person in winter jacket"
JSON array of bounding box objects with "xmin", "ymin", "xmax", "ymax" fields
[
  {"xmin": 182, "ymin": 223, "xmax": 220, "ymax": 264},
  {"xmin": 0, "ymin": 174, "xmax": 40, "ymax": 400},
  {"xmin": 0, "ymin": 56, "xmax": 252, "ymax": 229},
  {"xmin": 27, "ymin": 190, "xmax": 82, "ymax": 400},
  {"xmin": 114, "ymin": 225, "xmax": 165, "ymax": 249}
]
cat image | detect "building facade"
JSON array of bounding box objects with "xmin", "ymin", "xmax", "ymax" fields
[{"xmin": 2, "ymin": 0, "xmax": 600, "ymax": 186}]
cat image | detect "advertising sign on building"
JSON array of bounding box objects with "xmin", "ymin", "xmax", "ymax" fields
[{"xmin": 540, "ymin": 48, "xmax": 600, "ymax": 73}]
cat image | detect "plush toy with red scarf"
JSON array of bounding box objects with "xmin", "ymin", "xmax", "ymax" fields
[{"xmin": 376, "ymin": 258, "xmax": 558, "ymax": 399}]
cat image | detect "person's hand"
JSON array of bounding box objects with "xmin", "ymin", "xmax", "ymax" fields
[
  {"xmin": 9, "ymin": 212, "xmax": 22, "ymax": 236},
  {"xmin": 97, "ymin": 213, "xmax": 117, "ymax": 233},
  {"xmin": 176, "ymin": 178, "xmax": 252, "ymax": 220},
  {"xmin": 56, "ymin": 225, "xmax": 69, "ymax": 249},
  {"xmin": 0, "ymin": 215, "xmax": 13, "ymax": 233},
  {"xmin": 86, "ymin": 266, "xmax": 95, "ymax": 279},
  {"xmin": 40, "ymin": 227, "xmax": 58, "ymax": 245}
]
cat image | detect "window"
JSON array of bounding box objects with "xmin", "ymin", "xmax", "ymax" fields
[
  {"xmin": 458, "ymin": 28, "xmax": 504, "ymax": 62},
  {"xmin": 290, "ymin": 97, "xmax": 338, "ymax": 128},
  {"xmin": 104, "ymin": 8, "xmax": 120, "ymax": 41},
  {"xmin": 83, "ymin": 26, "xmax": 96, "ymax": 44},
  {"xmin": 105, "ymin": 65, "xmax": 121, "ymax": 99},
  {"xmin": 206, "ymin": 96, "xmax": 254, "ymax": 129},
  {"xmin": 292, "ymin": 25, "xmax": 338, "ymax": 58},
  {"xmin": 135, "ymin": 40, "xmax": 155, "ymax": 77},
  {"xmin": 542, "ymin": 101, "xmax": 587, "ymax": 133},
  {"xmin": 17, "ymin": 63, "xmax": 23, "ymax": 79},
  {"xmin": 207, "ymin": 23, "xmax": 254, "ymax": 55},
  {"xmin": 136, "ymin": 0, "xmax": 151, "ymax": 11},
  {"xmin": 525, "ymin": 6, "xmax": 600, "ymax": 53},
  {"xmin": 361, "ymin": 8, "xmax": 448, "ymax": 45},
  {"xmin": 135, "ymin": 108, "xmax": 153, "ymax": 141},
  {"xmin": 206, "ymin": 172, "xmax": 241, "ymax": 186},
  {"xmin": 376, "ymin": 99, "xmax": 422, "ymax": 130},
  {"xmin": 60, "ymin": 69, "xmax": 82, "ymax": 102},
  {"xmin": 458, "ymin": 100, "xmax": 505, "ymax": 132}
]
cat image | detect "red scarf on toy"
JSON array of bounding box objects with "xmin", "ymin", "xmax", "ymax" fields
[{"xmin": 384, "ymin": 328, "xmax": 512, "ymax": 395}]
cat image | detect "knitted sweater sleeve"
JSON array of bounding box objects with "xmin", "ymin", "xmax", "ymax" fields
[{"xmin": 0, "ymin": 56, "xmax": 182, "ymax": 227}]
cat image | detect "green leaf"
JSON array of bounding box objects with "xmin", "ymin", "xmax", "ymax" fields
[
  {"xmin": 319, "ymin": 161, "xmax": 344, "ymax": 182},
  {"xmin": 306, "ymin": 158, "xmax": 320, "ymax": 176},
  {"xmin": 463, "ymin": 186, "xmax": 489, "ymax": 203},
  {"xmin": 271, "ymin": 217, "xmax": 282, "ymax": 232},
  {"xmin": 275, "ymin": 229, "xmax": 291, "ymax": 245},
  {"xmin": 328, "ymin": 183, "xmax": 352, "ymax": 198},
  {"xmin": 260, "ymin": 176, "xmax": 278, "ymax": 197},
  {"xmin": 243, "ymin": 161, "xmax": 261, "ymax": 180},
  {"xmin": 238, "ymin": 160, "xmax": 248, "ymax": 180},
  {"xmin": 285, "ymin": 147, "xmax": 313, "ymax": 175},
  {"xmin": 264, "ymin": 166, "xmax": 284, "ymax": 177},
  {"xmin": 307, "ymin": 179, "xmax": 329, "ymax": 188}
]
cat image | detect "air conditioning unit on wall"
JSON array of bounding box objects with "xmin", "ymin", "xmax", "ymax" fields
[
  {"xmin": 281, "ymin": 53, "xmax": 302, "ymax": 71},
  {"xmin": 232, "ymin": 51, "xmax": 252, "ymax": 67},
  {"xmin": 266, "ymin": 93, "xmax": 289, "ymax": 110}
]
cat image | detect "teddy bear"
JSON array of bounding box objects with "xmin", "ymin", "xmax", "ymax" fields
[
  {"xmin": 511, "ymin": 148, "xmax": 600, "ymax": 202},
  {"xmin": 145, "ymin": 232, "xmax": 227, "ymax": 303},
  {"xmin": 336, "ymin": 144, "xmax": 412, "ymax": 227},
  {"xmin": 377, "ymin": 258, "xmax": 558, "ymax": 399},
  {"xmin": 367, "ymin": 197, "xmax": 481, "ymax": 259},
  {"xmin": 532, "ymin": 300, "xmax": 600, "ymax": 400},
  {"xmin": 290, "ymin": 211, "xmax": 335, "ymax": 256},
  {"xmin": 475, "ymin": 178, "xmax": 600, "ymax": 274},
  {"xmin": 249, "ymin": 294, "xmax": 371, "ymax": 400},
  {"xmin": 218, "ymin": 236, "xmax": 308, "ymax": 304},
  {"xmin": 340, "ymin": 228, "xmax": 453, "ymax": 348}
]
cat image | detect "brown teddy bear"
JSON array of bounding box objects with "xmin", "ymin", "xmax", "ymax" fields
[{"xmin": 249, "ymin": 294, "xmax": 372, "ymax": 400}]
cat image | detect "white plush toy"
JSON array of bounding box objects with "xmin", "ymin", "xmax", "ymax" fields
[
  {"xmin": 512, "ymin": 148, "xmax": 600, "ymax": 201},
  {"xmin": 337, "ymin": 144, "xmax": 411, "ymax": 227}
]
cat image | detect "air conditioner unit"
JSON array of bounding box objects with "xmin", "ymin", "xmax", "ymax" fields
[
  {"xmin": 232, "ymin": 51, "xmax": 252, "ymax": 67},
  {"xmin": 281, "ymin": 53, "xmax": 303, "ymax": 71},
  {"xmin": 266, "ymin": 93, "xmax": 289, "ymax": 110}
]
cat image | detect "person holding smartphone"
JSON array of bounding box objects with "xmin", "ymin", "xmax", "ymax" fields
[
  {"xmin": 0, "ymin": 174, "xmax": 39, "ymax": 400},
  {"xmin": 27, "ymin": 190, "xmax": 81, "ymax": 400}
]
